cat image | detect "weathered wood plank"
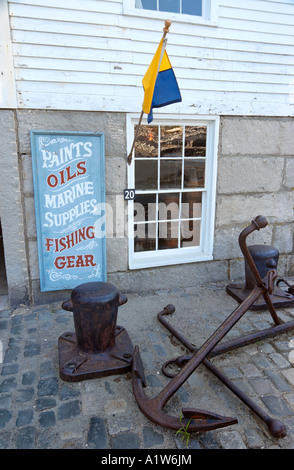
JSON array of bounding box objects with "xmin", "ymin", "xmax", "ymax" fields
[{"xmin": 7, "ymin": 0, "xmax": 294, "ymax": 115}]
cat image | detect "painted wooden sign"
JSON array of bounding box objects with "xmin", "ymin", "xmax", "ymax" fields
[{"xmin": 30, "ymin": 131, "xmax": 106, "ymax": 291}]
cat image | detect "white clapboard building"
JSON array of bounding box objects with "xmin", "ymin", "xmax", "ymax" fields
[{"xmin": 0, "ymin": 0, "xmax": 293, "ymax": 307}]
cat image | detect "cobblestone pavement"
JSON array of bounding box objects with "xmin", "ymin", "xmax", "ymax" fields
[{"xmin": 1, "ymin": 281, "xmax": 294, "ymax": 450}]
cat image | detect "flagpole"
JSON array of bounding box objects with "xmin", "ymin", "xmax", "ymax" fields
[
  {"xmin": 127, "ymin": 109, "xmax": 144, "ymax": 165},
  {"xmin": 127, "ymin": 19, "xmax": 171, "ymax": 165}
]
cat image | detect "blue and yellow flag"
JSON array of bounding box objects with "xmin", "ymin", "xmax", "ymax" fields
[{"xmin": 142, "ymin": 38, "xmax": 182, "ymax": 123}]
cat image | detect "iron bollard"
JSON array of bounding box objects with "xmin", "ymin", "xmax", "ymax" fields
[
  {"xmin": 244, "ymin": 245, "xmax": 279, "ymax": 292},
  {"xmin": 58, "ymin": 281, "xmax": 134, "ymax": 382},
  {"xmin": 227, "ymin": 241, "xmax": 294, "ymax": 310}
]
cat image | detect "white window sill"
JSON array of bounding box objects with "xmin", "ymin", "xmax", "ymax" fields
[{"xmin": 129, "ymin": 248, "xmax": 213, "ymax": 270}]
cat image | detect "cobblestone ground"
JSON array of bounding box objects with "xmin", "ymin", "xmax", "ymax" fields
[{"xmin": 1, "ymin": 281, "xmax": 294, "ymax": 450}]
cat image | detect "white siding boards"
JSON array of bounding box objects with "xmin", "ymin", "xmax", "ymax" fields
[
  {"xmin": 0, "ymin": 1, "xmax": 17, "ymax": 107},
  {"xmin": 6, "ymin": 0, "xmax": 294, "ymax": 116}
]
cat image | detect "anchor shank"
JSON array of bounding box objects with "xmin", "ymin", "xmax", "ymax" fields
[
  {"xmin": 238, "ymin": 215, "xmax": 267, "ymax": 289},
  {"xmin": 261, "ymin": 289, "xmax": 281, "ymax": 325}
]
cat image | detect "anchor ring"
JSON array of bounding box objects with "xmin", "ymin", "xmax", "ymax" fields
[{"xmin": 162, "ymin": 355, "xmax": 190, "ymax": 378}]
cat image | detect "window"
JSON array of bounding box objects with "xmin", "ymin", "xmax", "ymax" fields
[
  {"xmin": 135, "ymin": 0, "xmax": 202, "ymax": 17},
  {"xmin": 123, "ymin": 0, "xmax": 218, "ymax": 25},
  {"xmin": 127, "ymin": 115, "xmax": 219, "ymax": 269}
]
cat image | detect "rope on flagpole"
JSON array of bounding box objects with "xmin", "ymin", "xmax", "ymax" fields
[{"xmin": 127, "ymin": 19, "xmax": 171, "ymax": 165}]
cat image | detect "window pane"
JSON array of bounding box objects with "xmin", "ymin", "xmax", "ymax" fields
[
  {"xmin": 159, "ymin": 0, "xmax": 180, "ymax": 13},
  {"xmin": 158, "ymin": 193, "xmax": 179, "ymax": 221},
  {"xmin": 160, "ymin": 160, "xmax": 182, "ymax": 189},
  {"xmin": 134, "ymin": 223, "xmax": 156, "ymax": 252},
  {"xmin": 158, "ymin": 220, "xmax": 179, "ymax": 250},
  {"xmin": 182, "ymin": 0, "xmax": 202, "ymax": 16},
  {"xmin": 181, "ymin": 192, "xmax": 202, "ymax": 219},
  {"xmin": 181, "ymin": 219, "xmax": 201, "ymax": 247},
  {"xmin": 134, "ymin": 194, "xmax": 156, "ymax": 222},
  {"xmin": 135, "ymin": 0, "xmax": 157, "ymax": 10},
  {"xmin": 185, "ymin": 126, "xmax": 206, "ymax": 157},
  {"xmin": 160, "ymin": 126, "xmax": 183, "ymax": 158},
  {"xmin": 135, "ymin": 160, "xmax": 158, "ymax": 190},
  {"xmin": 135, "ymin": 125, "xmax": 158, "ymax": 158},
  {"xmin": 184, "ymin": 159, "xmax": 205, "ymax": 188}
]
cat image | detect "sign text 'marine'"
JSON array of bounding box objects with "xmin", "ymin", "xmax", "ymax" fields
[{"xmin": 31, "ymin": 131, "xmax": 106, "ymax": 291}]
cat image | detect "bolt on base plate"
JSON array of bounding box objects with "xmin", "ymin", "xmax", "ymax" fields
[{"xmin": 58, "ymin": 325, "xmax": 134, "ymax": 382}]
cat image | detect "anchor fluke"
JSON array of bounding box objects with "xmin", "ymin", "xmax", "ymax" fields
[
  {"xmin": 131, "ymin": 346, "xmax": 238, "ymax": 432},
  {"xmin": 182, "ymin": 408, "xmax": 238, "ymax": 429}
]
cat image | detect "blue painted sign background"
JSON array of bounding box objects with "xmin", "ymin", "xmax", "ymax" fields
[{"xmin": 30, "ymin": 131, "xmax": 106, "ymax": 291}]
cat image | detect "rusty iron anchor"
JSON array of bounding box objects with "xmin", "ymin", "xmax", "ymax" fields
[
  {"xmin": 132, "ymin": 285, "xmax": 270, "ymax": 433},
  {"xmin": 156, "ymin": 215, "xmax": 292, "ymax": 438},
  {"xmin": 131, "ymin": 216, "xmax": 292, "ymax": 436},
  {"xmin": 158, "ymin": 305, "xmax": 287, "ymax": 439}
]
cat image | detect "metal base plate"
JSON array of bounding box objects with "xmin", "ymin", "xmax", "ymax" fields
[
  {"xmin": 226, "ymin": 283, "xmax": 294, "ymax": 310},
  {"xmin": 58, "ymin": 325, "xmax": 134, "ymax": 382}
]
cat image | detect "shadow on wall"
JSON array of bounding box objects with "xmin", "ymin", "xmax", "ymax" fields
[{"xmin": 0, "ymin": 221, "xmax": 9, "ymax": 310}]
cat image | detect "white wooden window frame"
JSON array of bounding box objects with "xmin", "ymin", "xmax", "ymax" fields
[
  {"xmin": 123, "ymin": 0, "xmax": 219, "ymax": 26},
  {"xmin": 127, "ymin": 114, "xmax": 219, "ymax": 270}
]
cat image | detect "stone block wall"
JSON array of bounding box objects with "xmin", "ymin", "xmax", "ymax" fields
[
  {"xmin": 215, "ymin": 116, "xmax": 294, "ymax": 282},
  {"xmin": 17, "ymin": 109, "xmax": 127, "ymax": 305},
  {"xmin": 0, "ymin": 110, "xmax": 30, "ymax": 308},
  {"xmin": 0, "ymin": 110, "xmax": 293, "ymax": 307}
]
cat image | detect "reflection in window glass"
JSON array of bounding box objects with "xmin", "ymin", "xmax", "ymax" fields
[
  {"xmin": 158, "ymin": 193, "xmax": 180, "ymax": 221},
  {"xmin": 160, "ymin": 160, "xmax": 182, "ymax": 189},
  {"xmin": 135, "ymin": 0, "xmax": 203, "ymax": 17},
  {"xmin": 158, "ymin": 221, "xmax": 179, "ymax": 250},
  {"xmin": 134, "ymin": 223, "xmax": 156, "ymax": 252},
  {"xmin": 134, "ymin": 194, "xmax": 156, "ymax": 222},
  {"xmin": 135, "ymin": 160, "xmax": 158, "ymax": 190},
  {"xmin": 135, "ymin": 0, "xmax": 157, "ymax": 10},
  {"xmin": 184, "ymin": 160, "xmax": 205, "ymax": 188},
  {"xmin": 160, "ymin": 126, "xmax": 183, "ymax": 158},
  {"xmin": 182, "ymin": 0, "xmax": 202, "ymax": 16},
  {"xmin": 131, "ymin": 122, "xmax": 212, "ymax": 256},
  {"xmin": 135, "ymin": 125, "xmax": 158, "ymax": 158},
  {"xmin": 181, "ymin": 219, "xmax": 201, "ymax": 247},
  {"xmin": 181, "ymin": 192, "xmax": 202, "ymax": 219},
  {"xmin": 159, "ymin": 0, "xmax": 180, "ymax": 13},
  {"xmin": 185, "ymin": 126, "xmax": 206, "ymax": 157}
]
